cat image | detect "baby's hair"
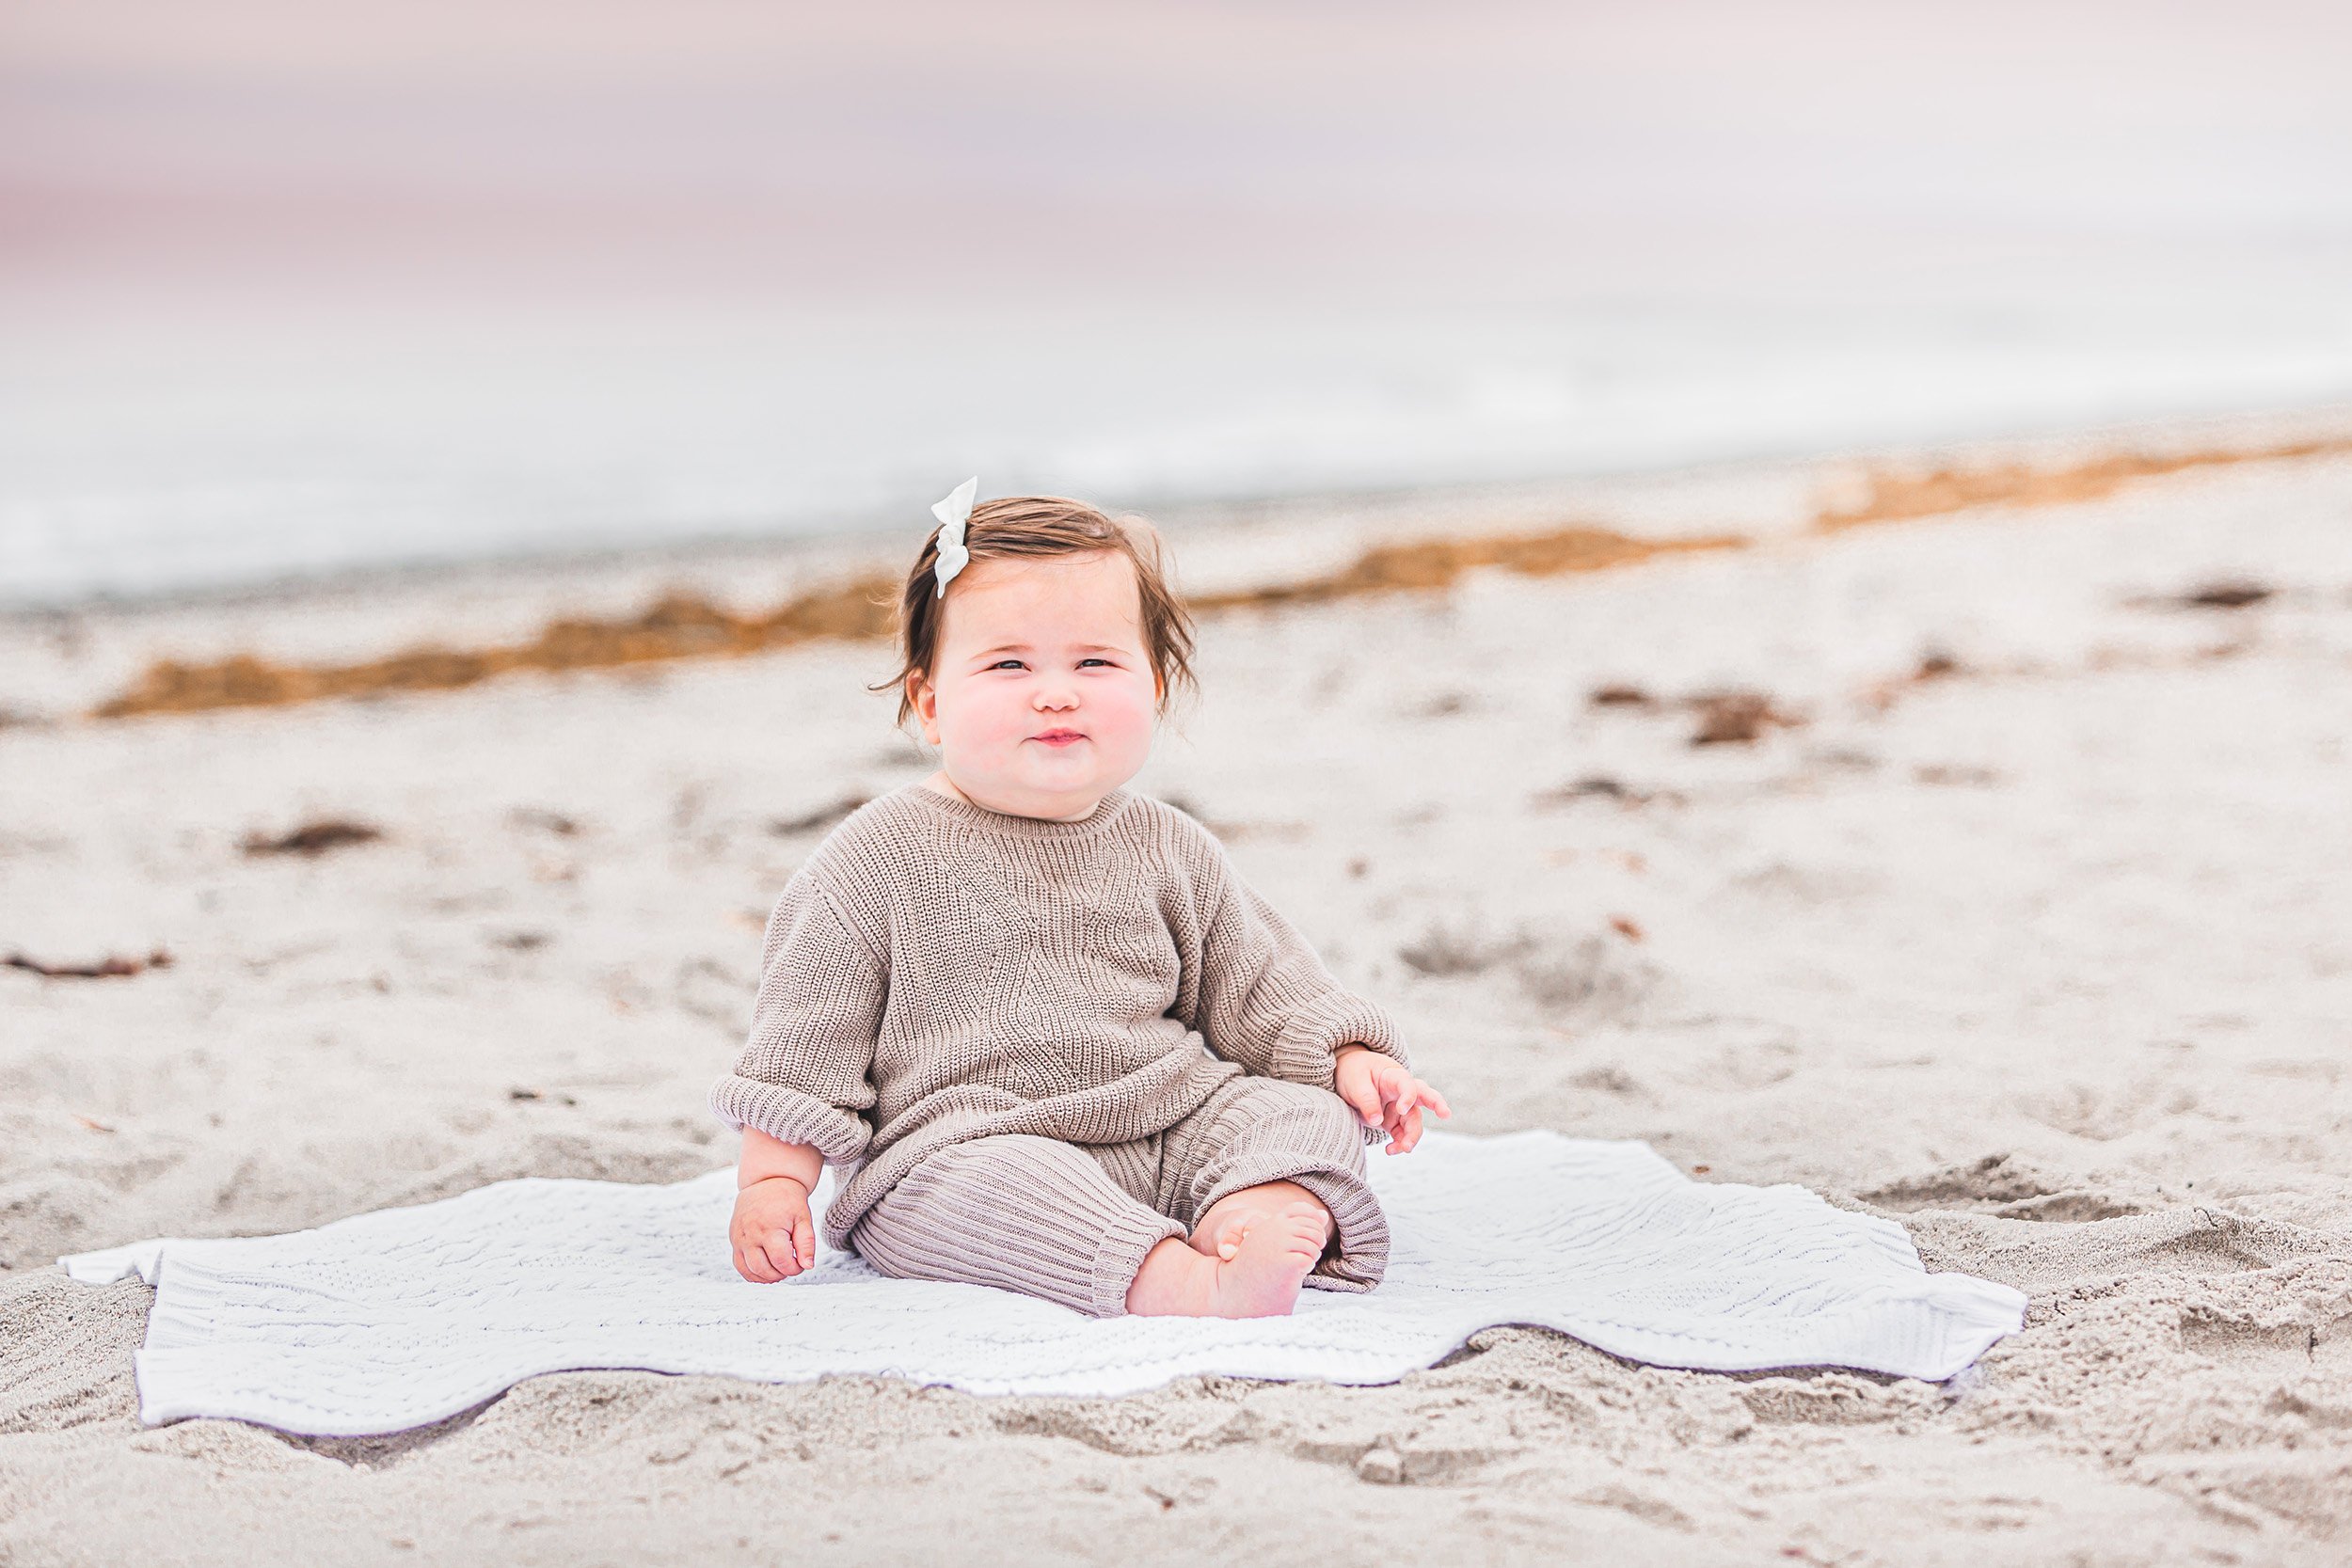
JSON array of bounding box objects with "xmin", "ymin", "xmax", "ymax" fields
[{"xmin": 866, "ymin": 495, "xmax": 1200, "ymax": 733}]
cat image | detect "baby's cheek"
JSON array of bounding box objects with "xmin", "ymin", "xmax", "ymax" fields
[
  {"xmin": 1102, "ymin": 681, "xmax": 1160, "ymax": 741},
  {"xmin": 948, "ymin": 687, "xmax": 1030, "ymax": 753},
  {"xmin": 984, "ymin": 700, "xmax": 1040, "ymax": 752}
]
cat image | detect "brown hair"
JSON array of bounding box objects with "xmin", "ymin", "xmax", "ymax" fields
[{"xmin": 866, "ymin": 495, "xmax": 1200, "ymax": 733}]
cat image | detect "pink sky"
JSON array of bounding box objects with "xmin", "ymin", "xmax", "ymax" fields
[{"xmin": 6, "ymin": 0, "xmax": 2348, "ymax": 304}]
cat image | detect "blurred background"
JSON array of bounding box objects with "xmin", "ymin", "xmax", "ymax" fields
[{"xmin": 5, "ymin": 0, "xmax": 2349, "ymax": 605}]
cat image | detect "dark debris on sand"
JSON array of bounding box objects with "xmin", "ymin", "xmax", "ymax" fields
[
  {"xmin": 1530, "ymin": 776, "xmax": 1668, "ymax": 810},
  {"xmin": 2173, "ymin": 579, "xmax": 2275, "ymax": 610},
  {"xmin": 1686, "ymin": 690, "xmax": 1805, "ymax": 746},
  {"xmin": 1585, "ymin": 682, "xmax": 1805, "ymax": 745},
  {"xmin": 2126, "ymin": 578, "xmax": 2278, "ymax": 612},
  {"xmin": 5, "ymin": 947, "xmax": 173, "ymax": 980},
  {"xmin": 241, "ymin": 819, "xmax": 386, "ymax": 858}
]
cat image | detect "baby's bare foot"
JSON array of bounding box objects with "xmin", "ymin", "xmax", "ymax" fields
[
  {"xmin": 1205, "ymin": 1202, "xmax": 1326, "ymax": 1319},
  {"xmin": 1194, "ymin": 1202, "xmax": 1329, "ymax": 1263},
  {"xmin": 1191, "ymin": 1180, "xmax": 1331, "ymax": 1262}
]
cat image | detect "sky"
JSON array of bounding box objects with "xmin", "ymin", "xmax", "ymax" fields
[{"xmin": 7, "ymin": 0, "xmax": 2349, "ymax": 306}]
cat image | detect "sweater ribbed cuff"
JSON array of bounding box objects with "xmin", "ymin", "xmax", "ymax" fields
[
  {"xmin": 707, "ymin": 1073, "xmax": 873, "ymax": 1164},
  {"xmin": 1264, "ymin": 990, "xmax": 1411, "ymax": 1091},
  {"xmin": 1089, "ymin": 1203, "xmax": 1190, "ymax": 1320},
  {"xmin": 1285, "ymin": 1166, "xmax": 1391, "ymax": 1294}
]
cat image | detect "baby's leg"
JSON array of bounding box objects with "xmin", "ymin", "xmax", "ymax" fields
[
  {"xmin": 1124, "ymin": 1202, "xmax": 1330, "ymax": 1319},
  {"xmin": 849, "ymin": 1133, "xmax": 1184, "ymax": 1318},
  {"xmin": 1166, "ymin": 1075, "xmax": 1392, "ymax": 1293}
]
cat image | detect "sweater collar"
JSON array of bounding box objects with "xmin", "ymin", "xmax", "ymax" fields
[{"xmin": 902, "ymin": 781, "xmax": 1136, "ymax": 840}]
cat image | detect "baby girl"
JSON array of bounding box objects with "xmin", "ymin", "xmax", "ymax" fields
[{"xmin": 713, "ymin": 482, "xmax": 1450, "ymax": 1319}]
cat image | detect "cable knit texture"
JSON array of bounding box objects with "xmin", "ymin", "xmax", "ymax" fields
[
  {"xmin": 707, "ymin": 782, "xmax": 1412, "ymax": 1283},
  {"xmin": 58, "ymin": 1132, "xmax": 2032, "ymax": 1433}
]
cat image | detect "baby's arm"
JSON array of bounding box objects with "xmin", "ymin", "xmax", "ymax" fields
[
  {"xmin": 1175, "ymin": 825, "xmax": 1450, "ymax": 1141},
  {"xmin": 707, "ymin": 869, "xmax": 886, "ymax": 1282}
]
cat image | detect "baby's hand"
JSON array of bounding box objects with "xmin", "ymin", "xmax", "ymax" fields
[
  {"xmin": 1333, "ymin": 1045, "xmax": 1452, "ymax": 1155},
  {"xmin": 732, "ymin": 1175, "xmax": 818, "ymax": 1282}
]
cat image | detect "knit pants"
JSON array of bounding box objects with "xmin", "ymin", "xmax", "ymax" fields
[{"xmin": 847, "ymin": 1073, "xmax": 1389, "ymax": 1318}]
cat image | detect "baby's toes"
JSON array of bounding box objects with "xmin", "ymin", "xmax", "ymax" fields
[{"xmin": 1271, "ymin": 1204, "xmax": 1331, "ymax": 1259}]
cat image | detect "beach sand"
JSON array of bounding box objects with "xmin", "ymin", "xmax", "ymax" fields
[{"xmin": 4, "ymin": 420, "xmax": 2350, "ymax": 1564}]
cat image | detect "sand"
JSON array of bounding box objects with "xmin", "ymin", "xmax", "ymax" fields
[{"xmin": 4, "ymin": 419, "xmax": 2350, "ymax": 1564}]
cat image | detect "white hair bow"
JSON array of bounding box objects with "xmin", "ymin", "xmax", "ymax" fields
[{"xmin": 930, "ymin": 476, "xmax": 978, "ymax": 598}]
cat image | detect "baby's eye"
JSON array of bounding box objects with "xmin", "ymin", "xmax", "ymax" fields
[{"xmin": 1079, "ymin": 657, "xmax": 1112, "ymax": 668}]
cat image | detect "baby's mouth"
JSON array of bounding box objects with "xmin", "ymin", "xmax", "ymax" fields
[{"xmin": 1031, "ymin": 731, "xmax": 1087, "ymax": 746}]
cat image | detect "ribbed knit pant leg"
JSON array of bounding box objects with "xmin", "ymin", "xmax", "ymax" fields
[
  {"xmin": 846, "ymin": 1133, "xmax": 1185, "ymax": 1318},
  {"xmin": 1162, "ymin": 1075, "xmax": 1391, "ymax": 1293}
]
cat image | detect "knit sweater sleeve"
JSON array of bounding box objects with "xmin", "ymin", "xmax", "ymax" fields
[
  {"xmin": 1177, "ymin": 828, "xmax": 1411, "ymax": 1092},
  {"xmin": 706, "ymin": 870, "xmax": 884, "ymax": 1164}
]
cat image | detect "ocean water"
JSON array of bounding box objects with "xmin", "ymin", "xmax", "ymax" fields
[
  {"xmin": 9, "ymin": 1, "xmax": 2351, "ymax": 608},
  {"xmin": 7, "ymin": 275, "xmax": 2351, "ymax": 608}
]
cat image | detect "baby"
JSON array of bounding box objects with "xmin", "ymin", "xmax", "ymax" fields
[{"xmin": 714, "ymin": 483, "xmax": 1450, "ymax": 1319}]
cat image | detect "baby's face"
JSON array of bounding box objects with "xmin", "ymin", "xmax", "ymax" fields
[{"xmin": 912, "ymin": 550, "xmax": 1162, "ymax": 818}]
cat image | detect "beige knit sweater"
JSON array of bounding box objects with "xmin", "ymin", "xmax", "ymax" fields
[{"xmin": 708, "ymin": 782, "xmax": 1412, "ymax": 1249}]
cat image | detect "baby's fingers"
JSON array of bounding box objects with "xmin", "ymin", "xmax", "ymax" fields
[
  {"xmin": 1420, "ymin": 1080, "xmax": 1454, "ymax": 1119},
  {"xmin": 1379, "ymin": 1081, "xmax": 1433, "ymax": 1151},
  {"xmin": 755, "ymin": 1221, "xmax": 806, "ymax": 1277},
  {"xmin": 735, "ymin": 1243, "xmax": 781, "ymax": 1284},
  {"xmin": 1387, "ymin": 1103, "xmax": 1426, "ymax": 1154},
  {"xmin": 1338, "ymin": 1071, "xmax": 1385, "ymax": 1129},
  {"xmin": 791, "ymin": 1212, "xmax": 818, "ymax": 1270}
]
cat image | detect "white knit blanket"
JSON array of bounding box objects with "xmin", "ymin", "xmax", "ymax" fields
[{"xmin": 59, "ymin": 1131, "xmax": 2026, "ymax": 1437}]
